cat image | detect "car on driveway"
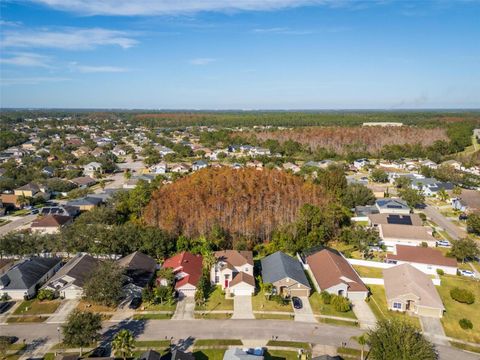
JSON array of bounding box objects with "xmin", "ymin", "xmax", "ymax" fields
[
  {"xmin": 436, "ymin": 240, "xmax": 451, "ymax": 248},
  {"xmin": 129, "ymin": 297, "xmax": 142, "ymax": 309},
  {"xmin": 459, "ymin": 269, "xmax": 475, "ymax": 278},
  {"xmin": 292, "ymin": 296, "xmax": 303, "ymax": 309}
]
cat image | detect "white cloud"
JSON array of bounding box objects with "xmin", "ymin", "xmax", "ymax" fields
[
  {"xmin": 69, "ymin": 62, "xmax": 130, "ymax": 73},
  {"xmin": 0, "ymin": 52, "xmax": 52, "ymax": 67},
  {"xmin": 1, "ymin": 77, "xmax": 70, "ymax": 86},
  {"xmin": 0, "ymin": 20, "xmax": 22, "ymax": 27},
  {"xmin": 189, "ymin": 58, "xmax": 216, "ymax": 65},
  {"xmin": 27, "ymin": 0, "xmax": 360, "ymax": 16},
  {"xmin": 252, "ymin": 27, "xmax": 313, "ymax": 35},
  {"xmin": 1, "ymin": 28, "xmax": 137, "ymax": 50}
]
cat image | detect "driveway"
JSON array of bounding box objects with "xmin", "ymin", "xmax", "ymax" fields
[
  {"xmin": 46, "ymin": 300, "xmax": 79, "ymax": 324},
  {"xmin": 420, "ymin": 316, "xmax": 448, "ymax": 346},
  {"xmin": 172, "ymin": 297, "xmax": 195, "ymax": 320},
  {"xmin": 0, "ymin": 214, "xmax": 37, "ymax": 236},
  {"xmin": 293, "ymin": 297, "xmax": 316, "ymax": 323},
  {"xmin": 232, "ymin": 295, "xmax": 254, "ymax": 319},
  {"xmin": 351, "ymin": 299, "xmax": 377, "ymax": 329}
]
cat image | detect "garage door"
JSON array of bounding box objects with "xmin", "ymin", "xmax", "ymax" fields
[
  {"xmin": 290, "ymin": 289, "xmax": 309, "ymax": 297},
  {"xmin": 233, "ymin": 288, "xmax": 253, "ymax": 296}
]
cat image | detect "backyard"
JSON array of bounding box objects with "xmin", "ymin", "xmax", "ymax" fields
[
  {"xmin": 352, "ymin": 265, "xmax": 384, "ymax": 278},
  {"xmin": 437, "ymin": 275, "xmax": 480, "ymax": 343}
]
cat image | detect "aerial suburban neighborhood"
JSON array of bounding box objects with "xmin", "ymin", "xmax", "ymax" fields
[{"xmin": 1, "ymin": 1, "xmax": 480, "ymax": 360}]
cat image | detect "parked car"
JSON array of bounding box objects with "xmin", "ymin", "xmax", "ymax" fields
[
  {"xmin": 246, "ymin": 348, "xmax": 265, "ymax": 356},
  {"xmin": 459, "ymin": 269, "xmax": 475, "ymax": 278},
  {"xmin": 129, "ymin": 297, "xmax": 142, "ymax": 309},
  {"xmin": 459, "ymin": 213, "xmax": 468, "ymax": 221},
  {"xmin": 30, "ymin": 209, "xmax": 39, "ymax": 215},
  {"xmin": 292, "ymin": 296, "xmax": 303, "ymax": 309},
  {"xmin": 436, "ymin": 240, "xmax": 451, "ymax": 248}
]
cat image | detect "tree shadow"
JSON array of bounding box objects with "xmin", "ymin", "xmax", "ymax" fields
[
  {"xmin": 173, "ymin": 336, "xmax": 195, "ymax": 351},
  {"xmin": 98, "ymin": 319, "xmax": 147, "ymax": 355}
]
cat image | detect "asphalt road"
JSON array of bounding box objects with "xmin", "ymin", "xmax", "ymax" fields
[
  {"xmin": 423, "ymin": 204, "xmax": 466, "ymax": 240},
  {"xmin": 0, "ymin": 214, "xmax": 37, "ymax": 237},
  {"xmin": 2, "ymin": 320, "xmax": 479, "ymax": 360}
]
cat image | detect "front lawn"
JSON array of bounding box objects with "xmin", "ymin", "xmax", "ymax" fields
[
  {"xmin": 195, "ymin": 286, "xmax": 233, "ymax": 311},
  {"xmin": 308, "ymin": 293, "xmax": 357, "ymax": 319},
  {"xmin": 76, "ymin": 300, "xmax": 116, "ymax": 313},
  {"xmin": 193, "ymin": 349, "xmax": 226, "ymax": 360},
  {"xmin": 141, "ymin": 302, "xmax": 176, "ymax": 311},
  {"xmin": 254, "ymin": 313, "xmax": 293, "ymax": 320},
  {"xmin": 13, "ymin": 299, "xmax": 61, "ymax": 315},
  {"xmin": 194, "ymin": 313, "xmax": 232, "ymax": 319},
  {"xmin": 132, "ymin": 313, "xmax": 172, "ymax": 320},
  {"xmin": 252, "ymin": 290, "xmax": 291, "ymax": 312},
  {"xmin": 264, "ymin": 350, "xmax": 300, "ymax": 360},
  {"xmin": 7, "ymin": 315, "xmax": 47, "ymax": 323},
  {"xmin": 194, "ymin": 339, "xmax": 242, "ymax": 346},
  {"xmin": 134, "ymin": 340, "xmax": 171, "ymax": 349},
  {"xmin": 367, "ymin": 285, "xmax": 420, "ymax": 328},
  {"xmin": 352, "ymin": 265, "xmax": 383, "ymax": 278},
  {"xmin": 437, "ymin": 275, "xmax": 480, "ymax": 343}
]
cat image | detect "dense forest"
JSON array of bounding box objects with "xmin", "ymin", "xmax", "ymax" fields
[{"xmin": 144, "ymin": 167, "xmax": 331, "ymax": 243}]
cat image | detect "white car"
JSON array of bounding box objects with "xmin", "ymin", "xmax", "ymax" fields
[
  {"xmin": 459, "ymin": 269, "xmax": 476, "ymax": 278},
  {"xmin": 436, "ymin": 240, "xmax": 451, "ymax": 248}
]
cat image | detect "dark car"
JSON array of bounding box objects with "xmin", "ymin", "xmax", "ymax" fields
[
  {"xmin": 129, "ymin": 297, "xmax": 142, "ymax": 309},
  {"xmin": 292, "ymin": 296, "xmax": 303, "ymax": 309},
  {"xmin": 459, "ymin": 213, "xmax": 468, "ymax": 221}
]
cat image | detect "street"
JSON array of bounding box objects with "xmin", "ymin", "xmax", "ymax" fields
[
  {"xmin": 0, "ymin": 214, "xmax": 37, "ymax": 237},
  {"xmin": 2, "ymin": 319, "xmax": 479, "ymax": 360},
  {"xmin": 423, "ymin": 204, "xmax": 467, "ymax": 240}
]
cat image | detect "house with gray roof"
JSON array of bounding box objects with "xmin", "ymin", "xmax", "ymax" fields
[
  {"xmin": 223, "ymin": 349, "xmax": 263, "ymax": 360},
  {"xmin": 375, "ymin": 198, "xmax": 410, "ymax": 214},
  {"xmin": 260, "ymin": 251, "xmax": 311, "ymax": 297},
  {"xmin": 42, "ymin": 254, "xmax": 99, "ymax": 299},
  {"xmin": 410, "ymin": 177, "xmax": 454, "ymax": 197},
  {"xmin": 0, "ymin": 257, "xmax": 62, "ymax": 299}
]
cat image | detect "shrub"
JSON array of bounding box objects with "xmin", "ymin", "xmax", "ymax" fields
[
  {"xmin": 321, "ymin": 291, "xmax": 332, "ymax": 305},
  {"xmin": 450, "ymin": 287, "xmax": 475, "ymax": 304},
  {"xmin": 436, "ymin": 269, "xmax": 444, "ymax": 276},
  {"xmin": 271, "ymin": 295, "xmax": 288, "ymax": 305},
  {"xmin": 37, "ymin": 289, "xmax": 55, "ymax": 301},
  {"xmin": 459, "ymin": 318, "xmax": 473, "ymax": 330},
  {"xmin": 332, "ymin": 295, "xmax": 351, "ymax": 312}
]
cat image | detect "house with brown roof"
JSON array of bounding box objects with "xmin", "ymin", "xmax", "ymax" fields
[
  {"xmin": 383, "ymin": 263, "xmax": 445, "ymax": 318},
  {"xmin": 210, "ymin": 250, "xmax": 255, "ymax": 296},
  {"xmin": 386, "ymin": 245, "xmax": 457, "ymax": 275},
  {"xmin": 31, "ymin": 214, "xmax": 73, "ymax": 234},
  {"xmin": 14, "ymin": 183, "xmax": 40, "ymax": 197},
  {"xmin": 70, "ymin": 176, "xmax": 96, "ymax": 188},
  {"xmin": 378, "ymin": 224, "xmax": 436, "ymax": 251},
  {"xmin": 159, "ymin": 252, "xmax": 203, "ymax": 298},
  {"xmin": 451, "ymin": 189, "xmax": 480, "ymax": 214},
  {"xmin": 305, "ymin": 248, "xmax": 368, "ymax": 300},
  {"xmin": 368, "ymin": 213, "xmax": 422, "ymax": 227}
]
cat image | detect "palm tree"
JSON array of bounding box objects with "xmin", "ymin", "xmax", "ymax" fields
[
  {"xmin": 453, "ymin": 185, "xmax": 462, "ymax": 197},
  {"xmin": 111, "ymin": 329, "xmax": 135, "ymax": 360},
  {"xmin": 202, "ymin": 251, "xmax": 217, "ymax": 276},
  {"xmin": 352, "ymin": 334, "xmax": 369, "ymax": 360},
  {"xmin": 437, "ymin": 188, "xmax": 449, "ymax": 202}
]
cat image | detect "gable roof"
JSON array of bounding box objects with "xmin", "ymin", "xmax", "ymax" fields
[
  {"xmin": 306, "ymin": 248, "xmax": 368, "ymax": 293},
  {"xmin": 16, "ymin": 183, "xmax": 40, "ymax": 193},
  {"xmin": 379, "ymin": 224, "xmax": 435, "ymax": 241},
  {"xmin": 31, "ymin": 214, "xmax": 72, "ymax": 228},
  {"xmin": 260, "ymin": 251, "xmax": 310, "ymax": 288},
  {"xmin": 368, "ymin": 213, "xmax": 422, "ymax": 226},
  {"xmin": 44, "ymin": 254, "xmax": 99, "ymax": 289},
  {"xmin": 454, "ymin": 189, "xmax": 480, "ymax": 210},
  {"xmin": 117, "ymin": 251, "xmax": 157, "ymax": 288},
  {"xmin": 387, "ymin": 245, "xmax": 457, "ymax": 268},
  {"xmin": 375, "ymin": 198, "xmax": 409, "ymax": 210},
  {"xmin": 0, "ymin": 257, "xmax": 61, "ymax": 290},
  {"xmin": 383, "ymin": 263, "xmax": 444, "ymax": 310},
  {"xmin": 229, "ymin": 271, "xmax": 255, "ymax": 288},
  {"xmin": 162, "ymin": 252, "xmax": 203, "ymax": 288},
  {"xmin": 214, "ymin": 250, "xmax": 253, "ymax": 267}
]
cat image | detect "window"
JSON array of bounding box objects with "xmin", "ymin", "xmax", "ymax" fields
[
  {"xmin": 214, "ymin": 276, "xmax": 219, "ymax": 284},
  {"xmin": 393, "ymin": 302, "xmax": 402, "ymax": 310},
  {"xmin": 244, "ymin": 267, "xmax": 249, "ymax": 272}
]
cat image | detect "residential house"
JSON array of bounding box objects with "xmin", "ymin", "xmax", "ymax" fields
[
  {"xmin": 383, "ymin": 264, "xmax": 444, "ymax": 318},
  {"xmin": 0, "ymin": 257, "xmax": 62, "ymax": 299},
  {"xmin": 160, "ymin": 252, "xmax": 203, "ymax": 298},
  {"xmin": 418, "ymin": 159, "xmax": 438, "ymax": 169},
  {"xmin": 31, "ymin": 214, "xmax": 73, "ymax": 234},
  {"xmin": 283, "ymin": 162, "xmax": 301, "ymax": 173},
  {"xmin": 72, "ymin": 146, "xmax": 90, "ymax": 158},
  {"xmin": 83, "ymin": 162, "xmax": 102, "ymax": 177},
  {"xmin": 368, "ymin": 213, "xmax": 423, "ymax": 227},
  {"xmin": 70, "ymin": 176, "xmax": 96, "ymax": 188},
  {"xmin": 91, "ymin": 147, "xmax": 105, "ymax": 157},
  {"xmin": 375, "ymin": 198, "xmax": 410, "ymax": 215},
  {"xmin": 150, "ymin": 162, "xmax": 168, "ymax": 174},
  {"xmin": 192, "ymin": 160, "xmax": 208, "ymax": 171},
  {"xmin": 451, "ymin": 189, "xmax": 480, "ymax": 213},
  {"xmin": 66, "ymin": 196, "xmax": 103, "ymax": 211},
  {"xmin": 246, "ymin": 160, "xmax": 263, "ymax": 170},
  {"xmin": 410, "ymin": 178, "xmax": 454, "ymax": 197},
  {"xmin": 378, "ymin": 224, "xmax": 436, "ymax": 250},
  {"xmin": 40, "ymin": 205, "xmax": 79, "ymax": 217},
  {"xmin": 170, "ymin": 163, "xmax": 190, "ymax": 174},
  {"xmin": 157, "ymin": 146, "xmax": 175, "ymax": 157},
  {"xmin": 117, "ymin": 252, "xmax": 157, "ymax": 298},
  {"xmin": 14, "ymin": 183, "xmax": 40, "ymax": 197},
  {"xmin": 0, "ymin": 194, "xmax": 21, "ymax": 209},
  {"xmin": 386, "ymin": 245, "xmax": 457, "ymax": 275},
  {"xmin": 260, "ymin": 251, "xmax": 311, "ymax": 298},
  {"xmin": 210, "ymin": 250, "xmax": 255, "ymax": 296},
  {"xmin": 441, "ymin": 159, "xmax": 463, "ymax": 171},
  {"xmin": 303, "ymin": 248, "xmax": 368, "ymax": 300},
  {"xmin": 112, "ymin": 146, "xmax": 126, "ymax": 157},
  {"xmin": 42, "ymin": 166, "xmax": 55, "ymax": 177},
  {"xmin": 353, "ymin": 158, "xmax": 370, "ymax": 170},
  {"xmin": 42, "ymin": 254, "xmax": 99, "ymax": 299},
  {"xmin": 223, "ymin": 349, "xmax": 264, "ymax": 360}
]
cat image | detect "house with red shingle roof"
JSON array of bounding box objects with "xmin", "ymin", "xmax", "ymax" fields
[
  {"xmin": 159, "ymin": 252, "xmax": 203, "ymax": 298},
  {"xmin": 305, "ymin": 248, "xmax": 368, "ymax": 300}
]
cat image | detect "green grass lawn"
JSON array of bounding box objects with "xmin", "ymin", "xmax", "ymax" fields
[
  {"xmin": 308, "ymin": 293, "xmax": 357, "ymax": 319},
  {"xmin": 318, "ymin": 317, "xmax": 359, "ymax": 327},
  {"xmin": 134, "ymin": 340, "xmax": 171, "ymax": 348},
  {"xmin": 194, "ymin": 313, "xmax": 232, "ymax": 319},
  {"xmin": 193, "ymin": 349, "xmax": 226, "ymax": 360},
  {"xmin": 141, "ymin": 302, "xmax": 176, "ymax": 311},
  {"xmin": 13, "ymin": 300, "xmax": 61, "ymax": 315},
  {"xmin": 252, "ymin": 290, "xmax": 292, "ymax": 312},
  {"xmin": 132, "ymin": 313, "xmax": 172, "ymax": 320},
  {"xmin": 194, "ymin": 339, "xmax": 243, "ymax": 346},
  {"xmin": 264, "ymin": 350, "xmax": 301, "ymax": 360},
  {"xmin": 352, "ymin": 265, "xmax": 383, "ymax": 278},
  {"xmin": 266, "ymin": 340, "xmax": 310, "ymax": 349},
  {"xmin": 437, "ymin": 275, "xmax": 480, "ymax": 343},
  {"xmin": 450, "ymin": 341, "xmax": 480, "ymax": 354},
  {"xmin": 254, "ymin": 313, "xmax": 293, "ymax": 320},
  {"xmin": 6, "ymin": 315, "xmax": 48, "ymax": 323},
  {"xmin": 367, "ymin": 285, "xmax": 421, "ymax": 329},
  {"xmin": 195, "ymin": 286, "xmax": 233, "ymax": 311}
]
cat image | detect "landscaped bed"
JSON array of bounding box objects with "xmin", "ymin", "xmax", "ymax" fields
[
  {"xmin": 13, "ymin": 299, "xmax": 61, "ymax": 315},
  {"xmin": 367, "ymin": 285, "xmax": 421, "ymax": 328},
  {"xmin": 437, "ymin": 275, "xmax": 480, "ymax": 343},
  {"xmin": 195, "ymin": 286, "xmax": 233, "ymax": 311}
]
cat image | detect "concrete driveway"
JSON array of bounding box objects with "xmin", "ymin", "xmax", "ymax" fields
[
  {"xmin": 46, "ymin": 300, "xmax": 79, "ymax": 324},
  {"xmin": 351, "ymin": 299, "xmax": 377, "ymax": 329},
  {"xmin": 293, "ymin": 297, "xmax": 316, "ymax": 323},
  {"xmin": 172, "ymin": 297, "xmax": 195, "ymax": 320},
  {"xmin": 420, "ymin": 316, "xmax": 448, "ymax": 345},
  {"xmin": 232, "ymin": 295, "xmax": 254, "ymax": 319}
]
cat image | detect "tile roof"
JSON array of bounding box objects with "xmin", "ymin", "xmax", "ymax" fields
[
  {"xmin": 261, "ymin": 251, "xmax": 310, "ymax": 288},
  {"xmin": 387, "ymin": 245, "xmax": 457, "ymax": 268},
  {"xmin": 306, "ymin": 248, "xmax": 368, "ymax": 293}
]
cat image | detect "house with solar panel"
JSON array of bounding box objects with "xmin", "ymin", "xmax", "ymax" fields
[{"xmin": 375, "ymin": 198, "xmax": 410, "ymax": 215}]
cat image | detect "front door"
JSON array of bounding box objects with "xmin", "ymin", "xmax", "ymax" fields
[{"xmin": 224, "ymin": 279, "xmax": 229, "ymax": 288}]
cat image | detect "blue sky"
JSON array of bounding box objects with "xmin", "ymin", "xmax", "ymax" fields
[{"xmin": 1, "ymin": 0, "xmax": 479, "ymax": 109}]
